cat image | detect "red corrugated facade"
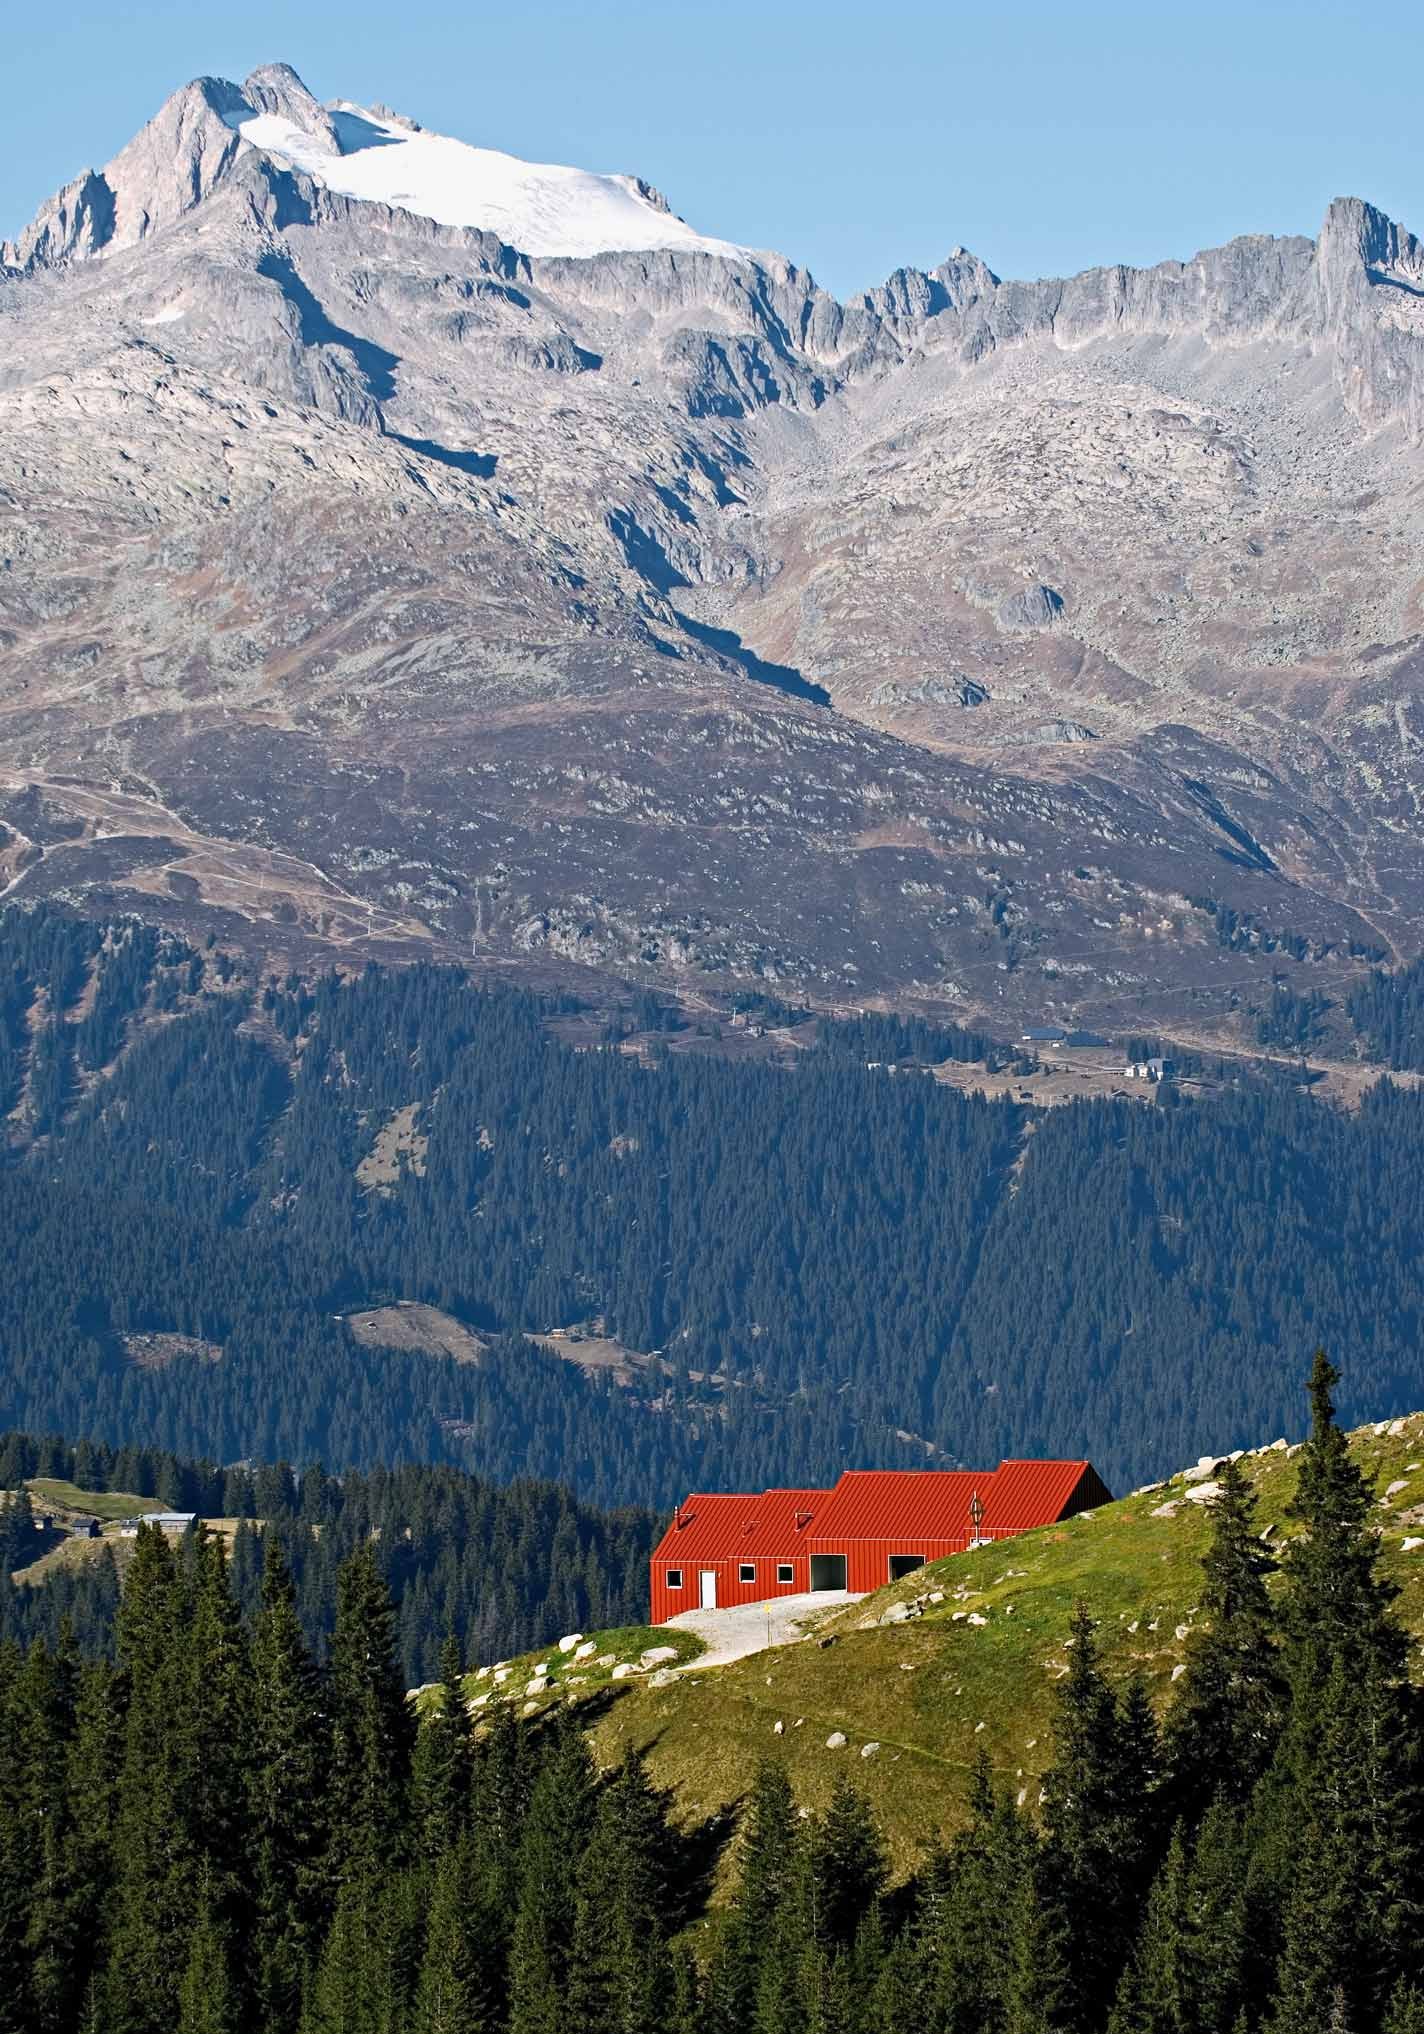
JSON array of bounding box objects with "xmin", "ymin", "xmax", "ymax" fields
[
  {"xmin": 649, "ymin": 1460, "xmax": 1109, "ymax": 1620},
  {"xmin": 647, "ymin": 1488, "xmax": 822, "ymax": 1623}
]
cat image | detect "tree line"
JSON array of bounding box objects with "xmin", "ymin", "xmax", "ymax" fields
[
  {"xmin": 0, "ymin": 1434, "xmax": 657, "ymax": 1683},
  {"xmin": 2, "ymin": 1357, "xmax": 1421, "ymax": 2034}
]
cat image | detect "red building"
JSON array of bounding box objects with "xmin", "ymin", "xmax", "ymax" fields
[{"xmin": 648, "ymin": 1459, "xmax": 1110, "ymax": 1622}]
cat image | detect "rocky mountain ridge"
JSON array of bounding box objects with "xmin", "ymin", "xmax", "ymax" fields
[{"xmin": 4, "ymin": 64, "xmax": 1424, "ymax": 1036}]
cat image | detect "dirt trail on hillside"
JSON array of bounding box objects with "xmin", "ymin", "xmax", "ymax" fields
[{"xmin": 667, "ymin": 1590, "xmax": 862, "ymax": 1668}]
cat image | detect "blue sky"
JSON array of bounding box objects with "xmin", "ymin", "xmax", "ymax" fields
[{"xmin": 4, "ymin": 0, "xmax": 1421, "ymax": 297}]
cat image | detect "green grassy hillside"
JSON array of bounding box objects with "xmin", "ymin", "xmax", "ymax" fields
[{"xmin": 485, "ymin": 1412, "xmax": 1424, "ymax": 1874}]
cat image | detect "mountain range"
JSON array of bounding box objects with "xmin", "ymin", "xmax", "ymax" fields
[{"xmin": 5, "ymin": 64, "xmax": 1424, "ymax": 1036}]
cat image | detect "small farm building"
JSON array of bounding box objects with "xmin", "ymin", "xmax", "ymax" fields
[
  {"xmin": 648, "ymin": 1459, "xmax": 1111, "ymax": 1621},
  {"xmin": 119, "ymin": 1511, "xmax": 198, "ymax": 1538}
]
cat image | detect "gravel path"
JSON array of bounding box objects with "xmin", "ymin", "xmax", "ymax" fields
[{"xmin": 666, "ymin": 1590, "xmax": 863, "ymax": 1669}]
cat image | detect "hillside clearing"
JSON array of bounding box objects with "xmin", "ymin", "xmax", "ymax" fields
[{"xmin": 486, "ymin": 1413, "xmax": 1424, "ymax": 1874}]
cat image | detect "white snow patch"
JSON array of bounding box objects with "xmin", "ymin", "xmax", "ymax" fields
[
  {"xmin": 227, "ymin": 100, "xmax": 750, "ymax": 261},
  {"xmin": 144, "ymin": 303, "xmax": 187, "ymax": 324}
]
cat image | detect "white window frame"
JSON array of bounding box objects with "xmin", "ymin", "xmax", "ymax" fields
[
  {"xmin": 739, "ymin": 1562, "xmax": 756, "ymax": 1582},
  {"xmin": 666, "ymin": 1568, "xmax": 683, "ymax": 1589},
  {"xmin": 776, "ymin": 1562, "xmax": 795, "ymax": 1584}
]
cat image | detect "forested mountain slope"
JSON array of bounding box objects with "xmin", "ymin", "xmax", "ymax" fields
[
  {"xmin": 0, "ymin": 1429, "xmax": 656, "ymax": 1681},
  {"xmin": 3, "ymin": 905, "xmax": 1424, "ymax": 1495}
]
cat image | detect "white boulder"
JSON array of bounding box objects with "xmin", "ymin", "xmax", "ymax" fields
[
  {"xmin": 558, "ymin": 1633, "xmax": 584, "ymax": 1653},
  {"xmin": 825, "ymin": 1731, "xmax": 847, "ymax": 1750}
]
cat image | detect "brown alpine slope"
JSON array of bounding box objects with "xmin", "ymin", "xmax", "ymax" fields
[{"xmin": 5, "ymin": 65, "xmax": 1424, "ymax": 1035}]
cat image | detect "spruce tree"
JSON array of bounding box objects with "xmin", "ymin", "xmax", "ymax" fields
[
  {"xmin": 812, "ymin": 1776, "xmax": 887, "ymax": 1954},
  {"xmin": 58, "ymin": 1659, "xmax": 123, "ymax": 2026},
  {"xmin": 1385, "ymin": 1983, "xmax": 1424, "ymax": 2034},
  {"xmin": 1180, "ymin": 1800, "xmax": 1250, "ymax": 2034},
  {"xmin": 10, "ymin": 1636, "xmax": 82, "ymax": 2034},
  {"xmin": 103, "ymin": 1524, "xmax": 192, "ymax": 2034},
  {"xmin": 666, "ymin": 1942, "xmax": 703, "ymax": 2034},
  {"xmin": 302, "ymin": 1883, "xmax": 376, "ymax": 2034},
  {"xmin": 180, "ymin": 1532, "xmax": 253, "ymax": 1895},
  {"xmin": 326, "ymin": 1548, "xmax": 414, "ymax": 1888},
  {"xmin": 754, "ymin": 1829, "xmax": 818, "ymax": 2034},
  {"xmin": 739, "ymin": 1761, "xmax": 803, "ymax": 1948},
  {"xmin": 1037, "ymin": 1605, "xmax": 1162, "ymax": 2033},
  {"xmin": 412, "ymin": 1834, "xmax": 501, "ymax": 2034},
  {"xmin": 703, "ymin": 1760, "xmax": 805, "ymax": 2034},
  {"xmin": 249, "ymin": 1535, "xmax": 327, "ymax": 2033},
  {"xmin": 924, "ymin": 1756, "xmax": 1039, "ymax": 2034},
  {"xmin": 410, "ymin": 1636, "xmax": 470, "ymax": 1862},
  {"xmin": 469, "ymin": 1696, "xmax": 530, "ymax": 1911},
  {"xmin": 567, "ymin": 1747, "xmax": 676, "ymax": 2034},
  {"xmin": 177, "ymin": 1875, "xmax": 238, "ymax": 2034},
  {"xmin": 1163, "ymin": 1456, "xmax": 1283, "ymax": 1823},
  {"xmin": 1106, "ymin": 1828, "xmax": 1190, "ymax": 2034},
  {"xmin": 0, "ymin": 1787, "xmax": 31, "ymax": 2034},
  {"xmin": 1261, "ymin": 1356, "xmax": 1424, "ymax": 2031},
  {"xmin": 703, "ymin": 1913, "xmax": 758, "ymax": 2034},
  {"xmin": 507, "ymin": 1711, "xmax": 597, "ymax": 2034}
]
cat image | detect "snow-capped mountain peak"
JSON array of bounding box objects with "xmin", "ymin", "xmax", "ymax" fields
[
  {"xmin": 226, "ymin": 78, "xmax": 747, "ymax": 261},
  {"xmin": 1, "ymin": 63, "xmax": 753, "ymax": 272}
]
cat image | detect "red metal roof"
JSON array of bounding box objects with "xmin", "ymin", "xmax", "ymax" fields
[
  {"xmin": 986, "ymin": 1459, "xmax": 1095, "ymax": 1533},
  {"xmin": 807, "ymin": 1469, "xmax": 986, "ymax": 1545},
  {"xmin": 651, "ymin": 1461, "xmax": 1105, "ymax": 1568},
  {"xmin": 807, "ymin": 1462, "xmax": 1099, "ymax": 1545},
  {"xmin": 651, "ymin": 1487, "xmax": 822, "ymax": 1566}
]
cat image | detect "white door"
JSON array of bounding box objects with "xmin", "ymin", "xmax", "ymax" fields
[{"xmin": 700, "ymin": 1570, "xmax": 718, "ymax": 1609}]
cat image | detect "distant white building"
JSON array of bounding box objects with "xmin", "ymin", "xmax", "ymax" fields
[
  {"xmin": 1125, "ymin": 1057, "xmax": 1174, "ymax": 1081},
  {"xmin": 119, "ymin": 1511, "xmax": 197, "ymax": 1538}
]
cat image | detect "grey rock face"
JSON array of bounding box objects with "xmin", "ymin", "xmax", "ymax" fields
[
  {"xmin": 3, "ymin": 75, "xmax": 252, "ymax": 270},
  {"xmin": 1000, "ymin": 720, "xmax": 1099, "ymax": 746},
  {"xmin": 241, "ymin": 63, "xmax": 344, "ymax": 151},
  {"xmin": 5, "ymin": 65, "xmax": 1424, "ymax": 1040},
  {"xmin": 868, "ymin": 678, "xmax": 990, "ymax": 708},
  {"xmin": 995, "ymin": 586, "xmax": 1065, "ymax": 632}
]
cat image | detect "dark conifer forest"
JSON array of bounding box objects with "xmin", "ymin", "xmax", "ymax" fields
[
  {"xmin": 0, "ymin": 1430, "xmax": 656, "ymax": 1681},
  {"xmin": 4, "ymin": 904, "xmax": 1424, "ymax": 1497},
  {"xmin": 3, "ymin": 1357, "xmax": 1421, "ymax": 2034}
]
